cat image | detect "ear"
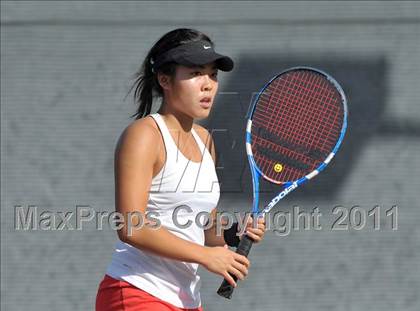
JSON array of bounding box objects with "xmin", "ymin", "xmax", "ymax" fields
[{"xmin": 157, "ymin": 73, "xmax": 171, "ymax": 90}]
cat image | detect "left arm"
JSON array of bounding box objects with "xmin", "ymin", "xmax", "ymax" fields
[
  {"xmin": 193, "ymin": 124, "xmax": 266, "ymax": 247},
  {"xmin": 204, "ymin": 208, "xmax": 266, "ymax": 247},
  {"xmin": 204, "ymin": 208, "xmax": 227, "ymax": 247},
  {"xmin": 193, "ymin": 124, "xmax": 226, "ymax": 247}
]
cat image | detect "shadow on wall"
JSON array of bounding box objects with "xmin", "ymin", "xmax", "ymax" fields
[{"xmin": 202, "ymin": 56, "xmax": 394, "ymax": 200}]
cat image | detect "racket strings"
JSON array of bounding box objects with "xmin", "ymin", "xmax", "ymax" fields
[
  {"xmin": 271, "ymin": 72, "xmax": 341, "ymax": 148},
  {"xmin": 251, "ymin": 70, "xmax": 344, "ymax": 182}
]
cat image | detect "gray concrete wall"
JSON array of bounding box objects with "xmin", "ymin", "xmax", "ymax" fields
[{"xmin": 1, "ymin": 1, "xmax": 419, "ymax": 310}]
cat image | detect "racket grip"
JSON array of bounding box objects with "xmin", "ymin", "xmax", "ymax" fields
[{"xmin": 217, "ymin": 235, "xmax": 254, "ymax": 299}]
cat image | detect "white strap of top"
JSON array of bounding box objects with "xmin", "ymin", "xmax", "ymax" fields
[
  {"xmin": 149, "ymin": 113, "xmax": 177, "ymax": 154},
  {"xmin": 191, "ymin": 128, "xmax": 210, "ymax": 159},
  {"xmin": 150, "ymin": 113, "xmax": 210, "ymax": 160}
]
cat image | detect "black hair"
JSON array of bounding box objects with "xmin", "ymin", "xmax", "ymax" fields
[{"xmin": 129, "ymin": 28, "xmax": 213, "ymax": 119}]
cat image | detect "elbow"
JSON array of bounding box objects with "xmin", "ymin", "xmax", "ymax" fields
[
  {"xmin": 117, "ymin": 229, "xmax": 128, "ymax": 243},
  {"xmin": 117, "ymin": 227, "xmax": 146, "ymax": 249},
  {"xmin": 117, "ymin": 228, "xmax": 135, "ymax": 245}
]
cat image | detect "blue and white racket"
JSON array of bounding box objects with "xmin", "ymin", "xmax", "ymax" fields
[{"xmin": 217, "ymin": 67, "xmax": 348, "ymax": 299}]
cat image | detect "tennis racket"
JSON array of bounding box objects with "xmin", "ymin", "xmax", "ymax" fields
[{"xmin": 217, "ymin": 67, "xmax": 348, "ymax": 299}]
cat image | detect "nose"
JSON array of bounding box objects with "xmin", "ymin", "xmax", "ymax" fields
[{"xmin": 202, "ymin": 75, "xmax": 213, "ymax": 92}]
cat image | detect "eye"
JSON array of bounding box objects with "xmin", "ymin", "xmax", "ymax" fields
[
  {"xmin": 191, "ymin": 71, "xmax": 202, "ymax": 77},
  {"xmin": 211, "ymin": 72, "xmax": 218, "ymax": 78}
]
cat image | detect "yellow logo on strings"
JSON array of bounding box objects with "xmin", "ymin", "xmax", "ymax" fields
[{"xmin": 274, "ymin": 163, "xmax": 283, "ymax": 173}]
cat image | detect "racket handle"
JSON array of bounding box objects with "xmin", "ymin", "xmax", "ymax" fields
[{"xmin": 217, "ymin": 235, "xmax": 254, "ymax": 299}]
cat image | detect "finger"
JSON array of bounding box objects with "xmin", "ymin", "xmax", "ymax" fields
[
  {"xmin": 246, "ymin": 228, "xmax": 264, "ymax": 236},
  {"xmin": 223, "ymin": 271, "xmax": 237, "ymax": 288},
  {"xmin": 245, "ymin": 221, "xmax": 258, "ymax": 231},
  {"xmin": 257, "ymin": 217, "xmax": 266, "ymax": 224},
  {"xmin": 256, "ymin": 220, "xmax": 265, "ymax": 228},
  {"xmin": 258, "ymin": 226, "xmax": 266, "ymax": 233},
  {"xmin": 233, "ymin": 253, "xmax": 250, "ymax": 268},
  {"xmin": 232, "ymin": 260, "xmax": 249, "ymax": 277},
  {"xmin": 245, "ymin": 215, "xmax": 255, "ymax": 228},
  {"xmin": 245, "ymin": 231, "xmax": 261, "ymax": 242},
  {"xmin": 228, "ymin": 266, "xmax": 246, "ymax": 281}
]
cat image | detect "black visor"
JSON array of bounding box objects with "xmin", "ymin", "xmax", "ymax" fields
[{"xmin": 152, "ymin": 40, "xmax": 234, "ymax": 72}]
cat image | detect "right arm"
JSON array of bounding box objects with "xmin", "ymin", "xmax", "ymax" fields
[{"xmin": 114, "ymin": 120, "xmax": 249, "ymax": 286}]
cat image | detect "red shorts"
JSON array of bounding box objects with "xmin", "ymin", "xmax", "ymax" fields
[{"xmin": 96, "ymin": 275, "xmax": 203, "ymax": 311}]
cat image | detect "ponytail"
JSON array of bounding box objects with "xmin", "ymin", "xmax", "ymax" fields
[
  {"xmin": 130, "ymin": 54, "xmax": 156, "ymax": 119},
  {"xmin": 129, "ymin": 28, "xmax": 213, "ymax": 119}
]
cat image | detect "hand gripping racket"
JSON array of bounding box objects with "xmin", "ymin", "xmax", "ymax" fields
[{"xmin": 217, "ymin": 67, "xmax": 348, "ymax": 299}]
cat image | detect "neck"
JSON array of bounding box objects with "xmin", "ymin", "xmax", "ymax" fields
[{"xmin": 157, "ymin": 103, "xmax": 194, "ymax": 133}]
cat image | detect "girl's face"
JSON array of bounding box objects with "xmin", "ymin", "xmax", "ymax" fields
[{"xmin": 162, "ymin": 63, "xmax": 219, "ymax": 120}]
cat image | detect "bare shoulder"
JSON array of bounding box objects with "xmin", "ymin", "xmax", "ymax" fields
[{"xmin": 115, "ymin": 117, "xmax": 162, "ymax": 157}]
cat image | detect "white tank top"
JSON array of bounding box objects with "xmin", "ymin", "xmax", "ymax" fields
[{"xmin": 106, "ymin": 113, "xmax": 220, "ymax": 308}]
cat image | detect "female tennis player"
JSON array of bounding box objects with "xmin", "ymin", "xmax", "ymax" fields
[{"xmin": 96, "ymin": 28, "xmax": 266, "ymax": 311}]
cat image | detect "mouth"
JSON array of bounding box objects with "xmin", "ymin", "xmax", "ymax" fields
[{"xmin": 199, "ymin": 97, "xmax": 212, "ymax": 109}]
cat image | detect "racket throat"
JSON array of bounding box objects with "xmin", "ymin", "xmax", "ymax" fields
[{"xmin": 261, "ymin": 181, "xmax": 298, "ymax": 215}]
